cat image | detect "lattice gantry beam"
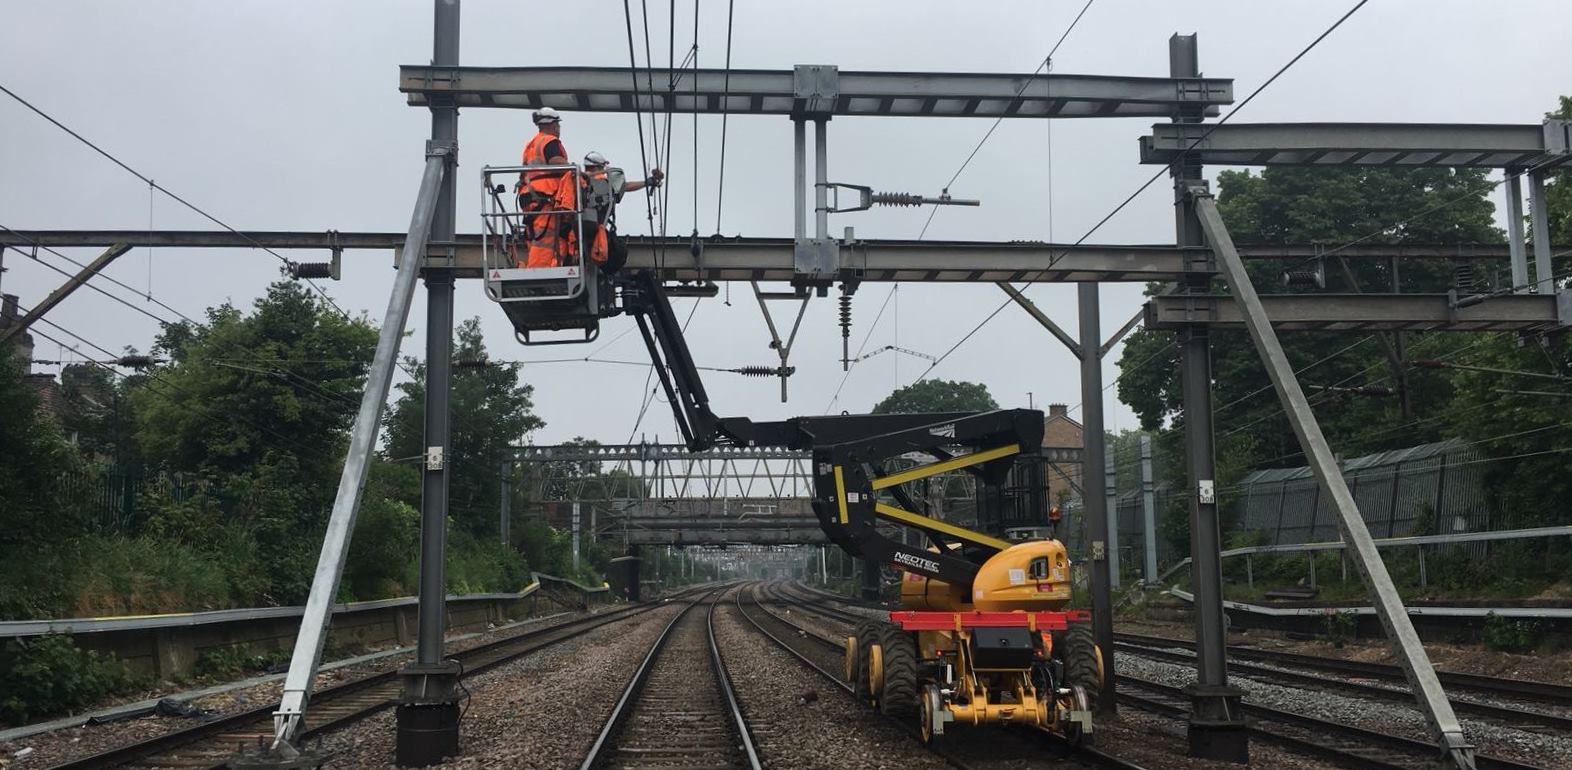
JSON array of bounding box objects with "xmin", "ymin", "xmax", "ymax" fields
[
  {"xmin": 400, "ymin": 65, "xmax": 1233, "ymax": 119},
  {"xmin": 1141, "ymin": 121, "xmax": 1572, "ymax": 168},
  {"xmin": 1145, "ymin": 292, "xmax": 1572, "ymax": 332}
]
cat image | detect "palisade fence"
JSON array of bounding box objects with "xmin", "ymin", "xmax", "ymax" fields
[
  {"xmin": 54, "ymin": 465, "xmax": 239, "ymax": 533},
  {"xmin": 1063, "ymin": 438, "xmax": 1492, "ymax": 581}
]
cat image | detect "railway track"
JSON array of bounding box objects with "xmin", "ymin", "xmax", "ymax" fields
[
  {"xmin": 42, "ymin": 594, "xmax": 698, "ymax": 770},
  {"xmin": 1117, "ymin": 674, "xmax": 1547, "ymax": 770},
  {"xmin": 737, "ymin": 583, "xmax": 1148, "ymax": 770},
  {"xmin": 579, "ymin": 589, "xmax": 760, "ymax": 770},
  {"xmin": 1116, "ymin": 631, "xmax": 1572, "ymax": 709},
  {"xmin": 1114, "ymin": 636, "xmax": 1572, "ymax": 733}
]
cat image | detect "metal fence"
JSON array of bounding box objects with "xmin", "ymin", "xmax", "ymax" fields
[
  {"xmin": 1234, "ymin": 439, "xmax": 1489, "ymax": 544},
  {"xmin": 1059, "ymin": 436, "xmax": 1492, "ymax": 584},
  {"xmin": 54, "ymin": 465, "xmax": 231, "ymax": 534}
]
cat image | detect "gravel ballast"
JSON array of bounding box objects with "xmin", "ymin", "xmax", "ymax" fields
[
  {"xmin": 0, "ymin": 610, "xmax": 592, "ymax": 769},
  {"xmin": 1120, "ymin": 650, "xmax": 1572, "ymax": 768},
  {"xmin": 318, "ymin": 601, "xmax": 685, "ymax": 769}
]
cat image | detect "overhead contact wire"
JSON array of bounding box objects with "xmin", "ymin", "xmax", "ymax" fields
[{"xmin": 912, "ymin": 0, "xmax": 1371, "ymax": 384}]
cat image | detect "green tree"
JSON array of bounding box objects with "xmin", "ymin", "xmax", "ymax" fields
[
  {"xmin": 131, "ymin": 281, "xmax": 379, "ymax": 601},
  {"xmin": 872, "ymin": 379, "xmax": 999, "ymax": 414},
  {"xmin": 0, "ymin": 344, "xmax": 84, "ymax": 547},
  {"xmin": 58, "ymin": 362, "xmax": 140, "ymax": 463},
  {"xmin": 1114, "ymin": 166, "xmax": 1505, "ymax": 557},
  {"xmin": 385, "ymin": 317, "xmax": 545, "ymax": 538},
  {"xmin": 135, "ymin": 282, "xmax": 377, "ymax": 480}
]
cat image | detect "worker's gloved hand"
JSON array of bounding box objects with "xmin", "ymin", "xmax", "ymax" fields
[{"xmin": 646, "ymin": 168, "xmax": 664, "ymax": 188}]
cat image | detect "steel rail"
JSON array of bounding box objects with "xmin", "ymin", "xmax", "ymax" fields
[
  {"xmin": 578, "ymin": 588, "xmax": 759, "ymax": 770},
  {"xmin": 1113, "ymin": 640, "xmax": 1572, "ymax": 733},
  {"xmin": 1118, "ymin": 674, "xmax": 1546, "ymax": 770},
  {"xmin": 39, "ymin": 594, "xmax": 702, "ymax": 770},
  {"xmin": 736, "ymin": 583, "xmax": 1148, "ymax": 770},
  {"xmin": 1115, "ymin": 632, "xmax": 1572, "ymax": 706}
]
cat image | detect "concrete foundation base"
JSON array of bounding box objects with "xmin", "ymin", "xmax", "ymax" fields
[
  {"xmin": 396, "ymin": 661, "xmax": 463, "ymax": 767},
  {"xmin": 1186, "ymin": 683, "xmax": 1248, "ymax": 763},
  {"xmin": 395, "ymin": 702, "xmax": 461, "ymax": 767}
]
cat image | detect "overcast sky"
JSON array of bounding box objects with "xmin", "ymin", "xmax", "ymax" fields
[{"xmin": 3, "ymin": 1, "xmax": 1568, "ymax": 448}]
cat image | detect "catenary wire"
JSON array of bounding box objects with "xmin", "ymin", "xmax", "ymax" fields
[
  {"xmin": 0, "ymin": 82, "xmax": 350, "ymax": 319},
  {"xmin": 713, "ymin": 0, "xmax": 736, "ymax": 233},
  {"xmin": 910, "ymin": 0, "xmax": 1371, "ymax": 385},
  {"xmin": 0, "ymin": 225, "xmax": 195, "ymax": 327},
  {"xmin": 622, "ymin": 0, "xmax": 657, "ymax": 231},
  {"xmin": 916, "ymin": 0, "xmax": 1098, "ymax": 241}
]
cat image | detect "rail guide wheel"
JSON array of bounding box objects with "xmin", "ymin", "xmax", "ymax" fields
[{"xmin": 919, "ymin": 684, "xmax": 951, "ymax": 747}]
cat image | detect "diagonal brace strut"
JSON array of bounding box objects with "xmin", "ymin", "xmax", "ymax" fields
[{"xmin": 1190, "ymin": 186, "xmax": 1476, "ymax": 770}]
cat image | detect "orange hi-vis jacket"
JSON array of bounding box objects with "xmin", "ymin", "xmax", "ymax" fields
[{"xmin": 518, "ymin": 132, "xmax": 578, "ymax": 268}]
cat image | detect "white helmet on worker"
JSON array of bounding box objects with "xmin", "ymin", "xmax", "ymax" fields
[
  {"xmin": 584, "ymin": 151, "xmax": 609, "ymax": 168},
  {"xmin": 531, "ymin": 107, "xmax": 562, "ymax": 125}
]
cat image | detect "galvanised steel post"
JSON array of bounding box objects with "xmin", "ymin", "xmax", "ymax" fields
[
  {"xmin": 499, "ymin": 461, "xmax": 511, "ymax": 546},
  {"xmin": 398, "ymin": 1, "xmax": 463, "ymax": 766},
  {"xmin": 1078, "ymin": 281, "xmax": 1115, "ymax": 714},
  {"xmin": 1140, "ymin": 433, "xmax": 1158, "ymax": 583},
  {"xmin": 1195, "ymin": 192, "xmax": 1476, "ymax": 770},
  {"xmin": 1105, "ymin": 441, "xmax": 1120, "ymax": 589},
  {"xmin": 1506, "ymin": 172, "xmax": 1528, "ymax": 293},
  {"xmin": 1528, "ymin": 171, "xmax": 1554, "ymax": 295},
  {"xmin": 1170, "ymin": 33, "xmax": 1247, "ymax": 763}
]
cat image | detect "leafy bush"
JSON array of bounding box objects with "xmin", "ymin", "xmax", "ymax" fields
[
  {"xmin": 0, "ymin": 635, "xmax": 137, "ymax": 725},
  {"xmin": 192, "ymin": 644, "xmax": 291, "ymax": 682},
  {"xmin": 1482, "ymin": 612, "xmax": 1543, "ymax": 654},
  {"xmin": 1323, "ymin": 610, "xmax": 1358, "ymax": 645}
]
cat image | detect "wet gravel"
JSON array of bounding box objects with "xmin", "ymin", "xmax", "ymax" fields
[
  {"xmin": 1119, "ymin": 650, "xmax": 1572, "ymax": 768},
  {"xmin": 317, "ymin": 601, "xmax": 685, "ymax": 769},
  {"xmin": 0, "ymin": 610, "xmax": 592, "ymax": 769}
]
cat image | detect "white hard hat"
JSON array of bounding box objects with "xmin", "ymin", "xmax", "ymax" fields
[
  {"xmin": 584, "ymin": 151, "xmax": 609, "ymax": 167},
  {"xmin": 532, "ymin": 107, "xmax": 562, "ymax": 125}
]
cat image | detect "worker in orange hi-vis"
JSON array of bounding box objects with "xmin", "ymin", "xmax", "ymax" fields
[
  {"xmin": 515, "ymin": 107, "xmax": 578, "ymax": 268},
  {"xmin": 580, "ymin": 151, "xmax": 662, "ymax": 272}
]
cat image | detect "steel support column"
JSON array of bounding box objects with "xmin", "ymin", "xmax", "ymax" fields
[
  {"xmin": 1193, "ymin": 191, "xmax": 1476, "ymax": 770},
  {"xmin": 1104, "ymin": 442, "xmax": 1119, "ymax": 588},
  {"xmin": 1169, "ymin": 33, "xmax": 1247, "ymax": 763},
  {"xmin": 1140, "ymin": 433, "xmax": 1158, "ymax": 584},
  {"xmin": 1077, "ymin": 282, "xmax": 1115, "ymax": 714},
  {"xmin": 499, "ymin": 461, "xmax": 511, "ymax": 546},
  {"xmin": 254, "ymin": 148, "xmax": 449, "ymax": 770},
  {"xmin": 1506, "ymin": 173, "xmax": 1529, "ymax": 293},
  {"xmin": 397, "ymin": 1, "xmax": 462, "ymax": 766},
  {"xmin": 1528, "ymin": 171, "xmax": 1554, "ymax": 294}
]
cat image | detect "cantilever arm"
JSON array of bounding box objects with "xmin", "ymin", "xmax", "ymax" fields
[{"xmin": 0, "ymin": 243, "xmax": 131, "ymax": 345}]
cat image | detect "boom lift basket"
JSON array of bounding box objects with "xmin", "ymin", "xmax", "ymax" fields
[{"xmin": 480, "ymin": 164, "xmax": 611, "ymax": 345}]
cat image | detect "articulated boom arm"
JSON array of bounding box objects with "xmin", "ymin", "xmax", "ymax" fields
[
  {"xmin": 621, "ymin": 271, "xmax": 1047, "ymax": 590},
  {"xmin": 809, "ymin": 410, "xmax": 1046, "ymax": 591}
]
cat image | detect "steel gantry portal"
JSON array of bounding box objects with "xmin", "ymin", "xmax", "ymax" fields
[{"xmin": 11, "ymin": 4, "xmax": 1566, "ymax": 768}]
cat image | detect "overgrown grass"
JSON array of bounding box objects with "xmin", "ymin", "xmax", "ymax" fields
[{"xmin": 0, "ymin": 504, "xmax": 576, "ymax": 621}]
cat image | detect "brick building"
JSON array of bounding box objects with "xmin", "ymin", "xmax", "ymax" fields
[{"xmin": 1041, "ymin": 403, "xmax": 1084, "ymax": 506}]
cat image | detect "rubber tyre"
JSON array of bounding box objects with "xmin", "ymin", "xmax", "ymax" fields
[
  {"xmin": 1063, "ymin": 623, "xmax": 1102, "ymax": 712},
  {"xmin": 876, "ymin": 624, "xmax": 919, "ymax": 719},
  {"xmin": 853, "ymin": 620, "xmax": 880, "ymax": 705}
]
